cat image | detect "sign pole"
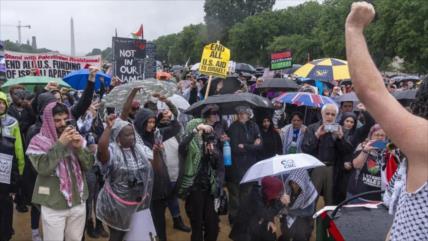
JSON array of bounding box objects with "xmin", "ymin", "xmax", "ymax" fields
[{"xmin": 204, "ymin": 75, "xmax": 213, "ymax": 99}]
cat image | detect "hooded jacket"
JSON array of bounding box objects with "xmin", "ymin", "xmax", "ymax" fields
[
  {"xmin": 25, "ymin": 92, "xmax": 57, "ymax": 149},
  {"xmin": 0, "ymin": 91, "xmax": 25, "ymax": 175},
  {"xmin": 133, "ymin": 108, "xmax": 180, "ymax": 200}
]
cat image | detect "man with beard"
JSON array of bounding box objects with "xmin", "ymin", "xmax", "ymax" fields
[{"xmin": 26, "ymin": 102, "xmax": 94, "ymax": 241}]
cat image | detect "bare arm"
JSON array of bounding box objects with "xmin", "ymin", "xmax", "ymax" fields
[
  {"xmin": 120, "ymin": 87, "xmax": 141, "ymax": 121},
  {"xmin": 345, "ymin": 2, "xmax": 428, "ymax": 191},
  {"xmin": 97, "ymin": 114, "xmax": 116, "ymax": 164}
]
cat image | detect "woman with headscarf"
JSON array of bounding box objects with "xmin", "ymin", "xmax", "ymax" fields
[
  {"xmin": 278, "ymin": 169, "xmax": 318, "ymax": 241},
  {"xmin": 258, "ymin": 116, "xmax": 282, "ymax": 160},
  {"xmin": 133, "ymin": 106, "xmax": 180, "ymax": 241},
  {"xmin": 333, "ymin": 106, "xmax": 375, "ymax": 204},
  {"xmin": 230, "ymin": 176, "xmax": 288, "ymax": 241},
  {"xmin": 346, "ymin": 124, "xmax": 387, "ymax": 203},
  {"xmin": 280, "ymin": 112, "xmax": 307, "ymax": 154},
  {"xmin": 96, "ymin": 115, "xmax": 153, "ymax": 241}
]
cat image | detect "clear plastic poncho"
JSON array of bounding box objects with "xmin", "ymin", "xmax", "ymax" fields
[{"xmin": 96, "ymin": 120, "xmax": 154, "ymax": 231}]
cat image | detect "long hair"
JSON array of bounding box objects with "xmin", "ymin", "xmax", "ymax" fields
[{"xmin": 411, "ymin": 77, "xmax": 428, "ymax": 119}]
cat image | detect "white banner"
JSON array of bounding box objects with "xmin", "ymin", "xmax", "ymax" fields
[{"xmin": 4, "ymin": 51, "xmax": 101, "ymax": 79}]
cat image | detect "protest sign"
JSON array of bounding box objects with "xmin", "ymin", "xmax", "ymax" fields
[
  {"xmin": 0, "ymin": 153, "xmax": 13, "ymax": 185},
  {"xmin": 271, "ymin": 50, "xmax": 292, "ymax": 70},
  {"xmin": 4, "ymin": 51, "xmax": 101, "ymax": 79},
  {"xmin": 112, "ymin": 37, "xmax": 146, "ymax": 82},
  {"xmin": 144, "ymin": 41, "xmax": 156, "ymax": 79},
  {"xmin": 199, "ymin": 42, "xmax": 230, "ymax": 78}
]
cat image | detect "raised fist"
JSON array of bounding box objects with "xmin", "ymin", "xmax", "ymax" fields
[{"xmin": 345, "ymin": 1, "xmax": 375, "ymax": 30}]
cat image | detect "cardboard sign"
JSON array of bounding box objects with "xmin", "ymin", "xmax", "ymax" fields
[
  {"xmin": 271, "ymin": 50, "xmax": 292, "ymax": 70},
  {"xmin": 112, "ymin": 37, "xmax": 146, "ymax": 82},
  {"xmin": 4, "ymin": 51, "xmax": 101, "ymax": 79},
  {"xmin": 199, "ymin": 42, "xmax": 230, "ymax": 78},
  {"xmin": 0, "ymin": 153, "xmax": 13, "ymax": 185}
]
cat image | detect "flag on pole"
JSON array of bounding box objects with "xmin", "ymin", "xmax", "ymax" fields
[{"xmin": 132, "ymin": 24, "xmax": 144, "ymax": 39}]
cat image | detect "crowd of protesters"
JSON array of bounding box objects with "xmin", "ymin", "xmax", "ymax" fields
[{"xmin": 0, "ymin": 2, "xmax": 426, "ymax": 241}]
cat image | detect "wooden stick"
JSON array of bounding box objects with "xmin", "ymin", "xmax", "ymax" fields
[{"xmin": 204, "ymin": 75, "xmax": 213, "ymax": 99}]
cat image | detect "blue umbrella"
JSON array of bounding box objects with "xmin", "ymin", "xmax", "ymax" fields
[
  {"xmin": 63, "ymin": 69, "xmax": 111, "ymax": 90},
  {"xmin": 274, "ymin": 92, "xmax": 337, "ymax": 108}
]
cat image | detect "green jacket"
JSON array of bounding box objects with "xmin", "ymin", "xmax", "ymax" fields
[
  {"xmin": 0, "ymin": 91, "xmax": 25, "ymax": 175},
  {"xmin": 28, "ymin": 142, "xmax": 94, "ymax": 210}
]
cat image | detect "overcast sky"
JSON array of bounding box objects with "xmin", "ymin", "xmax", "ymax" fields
[{"xmin": 1, "ymin": 0, "xmax": 308, "ymax": 56}]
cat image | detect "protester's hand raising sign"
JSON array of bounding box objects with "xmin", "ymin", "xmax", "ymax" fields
[{"xmin": 345, "ymin": 1, "xmax": 375, "ymax": 31}]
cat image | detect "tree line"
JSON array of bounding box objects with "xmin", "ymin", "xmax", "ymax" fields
[{"xmin": 154, "ymin": 0, "xmax": 427, "ymax": 74}]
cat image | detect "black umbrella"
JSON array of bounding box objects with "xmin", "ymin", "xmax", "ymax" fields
[
  {"xmin": 216, "ymin": 76, "xmax": 242, "ymax": 94},
  {"xmin": 257, "ymin": 78, "xmax": 300, "ymax": 91},
  {"xmin": 336, "ymin": 92, "xmax": 359, "ymax": 103},
  {"xmin": 392, "ymin": 89, "xmax": 417, "ymax": 100},
  {"xmin": 391, "ymin": 75, "xmax": 420, "ymax": 83},
  {"xmin": 185, "ymin": 93, "xmax": 273, "ymax": 116},
  {"xmin": 284, "ymin": 64, "xmax": 302, "ymax": 75},
  {"xmin": 235, "ymin": 63, "xmax": 256, "ymax": 74}
]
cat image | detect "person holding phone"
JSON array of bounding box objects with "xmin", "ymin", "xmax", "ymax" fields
[
  {"xmin": 26, "ymin": 102, "xmax": 94, "ymax": 241},
  {"xmin": 346, "ymin": 124, "xmax": 386, "ymax": 203}
]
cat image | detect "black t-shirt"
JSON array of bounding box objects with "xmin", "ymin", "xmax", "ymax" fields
[{"xmin": 347, "ymin": 150, "xmax": 382, "ymax": 201}]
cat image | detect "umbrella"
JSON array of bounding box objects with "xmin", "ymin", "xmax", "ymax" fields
[
  {"xmin": 336, "ymin": 92, "xmax": 359, "ymax": 103},
  {"xmin": 392, "ymin": 89, "xmax": 417, "ymax": 100},
  {"xmin": 257, "ymin": 78, "xmax": 300, "ymax": 91},
  {"xmin": 185, "ymin": 92, "xmax": 273, "ymax": 116},
  {"xmin": 240, "ymin": 154, "xmax": 325, "ymax": 184},
  {"xmin": 235, "ymin": 63, "xmax": 256, "ymax": 74},
  {"xmin": 391, "ymin": 75, "xmax": 420, "ymax": 83},
  {"xmin": 275, "ymin": 92, "xmax": 337, "ymax": 108},
  {"xmin": 212, "ymin": 76, "xmax": 242, "ymax": 94},
  {"xmin": 157, "ymin": 94, "xmax": 190, "ymax": 112},
  {"xmin": 103, "ymin": 78, "xmax": 177, "ymax": 109},
  {"xmin": 191, "ymin": 63, "xmax": 200, "ymax": 71},
  {"xmin": 294, "ymin": 58, "xmax": 350, "ymax": 83},
  {"xmin": 156, "ymin": 71, "xmax": 172, "ymax": 80},
  {"xmin": 1, "ymin": 76, "xmax": 71, "ymax": 92},
  {"xmin": 298, "ymin": 77, "xmax": 337, "ymax": 89},
  {"xmin": 63, "ymin": 69, "xmax": 111, "ymax": 91},
  {"xmin": 284, "ymin": 64, "xmax": 302, "ymax": 75}
]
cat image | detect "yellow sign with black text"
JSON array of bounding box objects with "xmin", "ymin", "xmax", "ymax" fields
[{"xmin": 199, "ymin": 42, "xmax": 230, "ymax": 78}]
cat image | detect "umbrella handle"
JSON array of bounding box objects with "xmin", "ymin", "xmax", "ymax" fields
[{"xmin": 330, "ymin": 190, "xmax": 384, "ymax": 219}]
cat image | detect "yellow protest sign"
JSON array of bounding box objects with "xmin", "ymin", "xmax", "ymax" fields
[{"xmin": 199, "ymin": 42, "xmax": 230, "ymax": 78}]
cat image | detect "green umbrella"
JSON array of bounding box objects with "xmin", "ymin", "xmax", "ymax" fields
[{"xmin": 0, "ymin": 76, "xmax": 72, "ymax": 92}]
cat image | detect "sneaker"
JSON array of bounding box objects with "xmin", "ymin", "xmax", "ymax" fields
[
  {"xmin": 32, "ymin": 230, "xmax": 42, "ymax": 241},
  {"xmin": 16, "ymin": 204, "xmax": 29, "ymax": 213}
]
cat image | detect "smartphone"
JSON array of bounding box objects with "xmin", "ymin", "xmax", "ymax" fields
[
  {"xmin": 65, "ymin": 119, "xmax": 77, "ymax": 129},
  {"xmin": 371, "ymin": 140, "xmax": 387, "ymax": 150}
]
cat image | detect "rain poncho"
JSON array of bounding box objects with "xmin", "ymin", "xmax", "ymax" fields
[{"xmin": 96, "ymin": 119, "xmax": 154, "ymax": 231}]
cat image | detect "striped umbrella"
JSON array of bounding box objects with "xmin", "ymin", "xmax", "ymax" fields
[
  {"xmin": 293, "ymin": 58, "xmax": 350, "ymax": 83},
  {"xmin": 275, "ymin": 92, "xmax": 337, "ymax": 108}
]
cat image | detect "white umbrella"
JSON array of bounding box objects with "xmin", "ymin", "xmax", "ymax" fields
[
  {"xmin": 157, "ymin": 94, "xmax": 190, "ymax": 112},
  {"xmin": 240, "ymin": 154, "xmax": 325, "ymax": 184},
  {"xmin": 191, "ymin": 63, "xmax": 200, "ymax": 71}
]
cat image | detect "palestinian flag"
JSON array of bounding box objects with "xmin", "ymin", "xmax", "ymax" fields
[{"xmin": 131, "ymin": 24, "xmax": 144, "ymax": 39}]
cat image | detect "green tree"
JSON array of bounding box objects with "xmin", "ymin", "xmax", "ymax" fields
[
  {"xmin": 204, "ymin": 0, "xmax": 275, "ymax": 42},
  {"xmin": 3, "ymin": 40, "xmax": 51, "ymax": 53},
  {"xmin": 86, "ymin": 48, "xmax": 102, "ymax": 56},
  {"xmin": 227, "ymin": 1, "xmax": 323, "ymax": 65},
  {"xmin": 367, "ymin": 0, "xmax": 428, "ymax": 73},
  {"xmin": 154, "ymin": 33, "xmax": 179, "ymax": 63}
]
